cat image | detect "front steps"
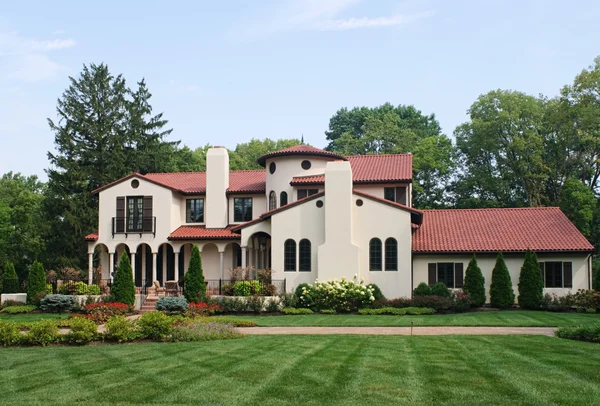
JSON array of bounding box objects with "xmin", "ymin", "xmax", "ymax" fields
[{"xmin": 139, "ymin": 295, "xmax": 159, "ymax": 314}]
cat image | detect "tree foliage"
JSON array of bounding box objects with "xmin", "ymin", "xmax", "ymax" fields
[
  {"xmin": 463, "ymin": 254, "xmax": 486, "ymax": 307},
  {"xmin": 559, "ymin": 178, "xmax": 596, "ymax": 237},
  {"xmin": 184, "ymin": 245, "xmax": 205, "ymax": 303},
  {"xmin": 489, "ymin": 252, "xmax": 515, "ymax": 309},
  {"xmin": 26, "ymin": 261, "xmax": 47, "ymax": 305},
  {"xmin": 112, "ymin": 252, "xmax": 135, "ymax": 305},
  {"xmin": 517, "ymin": 249, "xmax": 544, "ymax": 309},
  {"xmin": 2, "ymin": 262, "xmax": 18, "ymax": 293}
]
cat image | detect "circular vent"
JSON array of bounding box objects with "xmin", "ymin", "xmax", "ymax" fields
[{"xmin": 301, "ymin": 160, "xmax": 311, "ymax": 170}]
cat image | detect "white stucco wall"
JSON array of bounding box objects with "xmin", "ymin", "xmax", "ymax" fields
[
  {"xmin": 413, "ymin": 253, "xmax": 592, "ymax": 302},
  {"xmin": 177, "ymin": 195, "xmax": 205, "ymax": 225},
  {"xmin": 228, "ymin": 195, "xmax": 267, "ymax": 224},
  {"xmin": 353, "ymin": 182, "xmax": 411, "ymax": 206},
  {"xmin": 206, "ymin": 148, "xmax": 229, "ymax": 228}
]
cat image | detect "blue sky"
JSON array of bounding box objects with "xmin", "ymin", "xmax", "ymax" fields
[{"xmin": 1, "ymin": 0, "xmax": 599, "ymax": 178}]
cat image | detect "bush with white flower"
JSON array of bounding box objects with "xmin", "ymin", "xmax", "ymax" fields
[{"xmin": 298, "ymin": 276, "xmax": 375, "ymax": 312}]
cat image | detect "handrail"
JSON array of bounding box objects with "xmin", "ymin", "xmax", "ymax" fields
[{"xmin": 112, "ymin": 216, "xmax": 156, "ymax": 238}]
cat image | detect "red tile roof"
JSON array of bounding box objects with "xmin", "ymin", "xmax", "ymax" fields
[
  {"xmin": 257, "ymin": 145, "xmax": 347, "ymax": 166},
  {"xmin": 85, "ymin": 232, "xmax": 98, "ymax": 241},
  {"xmin": 412, "ymin": 207, "xmax": 595, "ymax": 253},
  {"xmin": 168, "ymin": 225, "xmax": 241, "ymax": 240},
  {"xmin": 353, "ymin": 191, "xmax": 423, "ymax": 223}
]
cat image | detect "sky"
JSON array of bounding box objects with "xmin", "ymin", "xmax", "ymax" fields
[{"xmin": 1, "ymin": 0, "xmax": 600, "ymax": 179}]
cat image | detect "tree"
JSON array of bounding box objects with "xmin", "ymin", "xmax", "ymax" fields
[
  {"xmin": 559, "ymin": 178, "xmax": 596, "ymax": 237},
  {"xmin": 517, "ymin": 249, "xmax": 544, "ymax": 309},
  {"xmin": 184, "ymin": 245, "xmax": 205, "ymax": 302},
  {"xmin": 2, "ymin": 262, "xmax": 19, "ymax": 293},
  {"xmin": 489, "ymin": 252, "xmax": 515, "ymax": 309},
  {"xmin": 27, "ymin": 261, "xmax": 47, "ymax": 305},
  {"xmin": 463, "ymin": 254, "xmax": 486, "ymax": 307},
  {"xmin": 229, "ymin": 138, "xmax": 302, "ymax": 170},
  {"xmin": 593, "ymin": 259, "xmax": 600, "ymax": 291},
  {"xmin": 112, "ymin": 252, "xmax": 135, "ymax": 305}
]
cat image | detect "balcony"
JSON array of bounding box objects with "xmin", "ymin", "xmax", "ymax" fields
[{"xmin": 112, "ymin": 216, "xmax": 156, "ymax": 238}]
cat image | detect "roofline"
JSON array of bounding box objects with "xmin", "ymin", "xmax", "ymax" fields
[
  {"xmin": 412, "ymin": 249, "xmax": 596, "ymax": 254},
  {"xmin": 353, "ymin": 190, "xmax": 423, "ymax": 224},
  {"xmin": 168, "ymin": 235, "xmax": 241, "ymax": 241},
  {"xmin": 257, "ymin": 150, "xmax": 347, "ymax": 167},
  {"xmin": 92, "ymin": 173, "xmax": 181, "ymax": 195},
  {"xmin": 290, "ymin": 179, "xmax": 413, "ymax": 186}
]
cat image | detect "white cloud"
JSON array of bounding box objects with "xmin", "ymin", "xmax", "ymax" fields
[{"xmin": 314, "ymin": 10, "xmax": 435, "ymax": 31}]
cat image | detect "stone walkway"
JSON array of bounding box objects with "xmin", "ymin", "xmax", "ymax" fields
[{"xmin": 236, "ymin": 326, "xmax": 557, "ymax": 336}]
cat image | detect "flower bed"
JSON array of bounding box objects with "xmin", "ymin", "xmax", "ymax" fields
[{"xmin": 82, "ymin": 302, "xmax": 132, "ymax": 324}]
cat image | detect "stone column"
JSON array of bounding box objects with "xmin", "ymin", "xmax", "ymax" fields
[
  {"xmin": 141, "ymin": 245, "xmax": 147, "ymax": 282},
  {"xmin": 241, "ymin": 247, "xmax": 247, "ymax": 269},
  {"xmin": 174, "ymin": 252, "xmax": 180, "ymax": 282},
  {"xmin": 131, "ymin": 251, "xmax": 136, "ymax": 281},
  {"xmin": 88, "ymin": 253, "xmax": 93, "ymax": 285},
  {"xmin": 109, "ymin": 252, "xmax": 115, "ymax": 282},
  {"xmin": 219, "ymin": 250, "xmax": 225, "ymax": 280},
  {"xmin": 152, "ymin": 252, "xmax": 158, "ymax": 283}
]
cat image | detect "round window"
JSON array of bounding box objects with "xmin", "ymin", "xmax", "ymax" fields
[
  {"xmin": 356, "ymin": 199, "xmax": 363, "ymax": 207},
  {"xmin": 269, "ymin": 162, "xmax": 276, "ymax": 174},
  {"xmin": 131, "ymin": 179, "xmax": 140, "ymax": 189},
  {"xmin": 301, "ymin": 160, "xmax": 311, "ymax": 170},
  {"xmin": 316, "ymin": 200, "xmax": 323, "ymax": 208}
]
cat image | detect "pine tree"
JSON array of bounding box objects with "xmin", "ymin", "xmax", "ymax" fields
[
  {"xmin": 490, "ymin": 252, "xmax": 515, "ymax": 309},
  {"xmin": 593, "ymin": 260, "xmax": 600, "ymax": 292},
  {"xmin": 463, "ymin": 254, "xmax": 486, "ymax": 307},
  {"xmin": 184, "ymin": 245, "xmax": 205, "ymax": 303},
  {"xmin": 112, "ymin": 252, "xmax": 135, "ymax": 305},
  {"xmin": 26, "ymin": 261, "xmax": 47, "ymax": 305},
  {"xmin": 2, "ymin": 262, "xmax": 19, "ymax": 293},
  {"xmin": 518, "ymin": 249, "xmax": 544, "ymax": 309}
]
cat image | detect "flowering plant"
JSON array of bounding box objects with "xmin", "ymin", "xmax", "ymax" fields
[
  {"xmin": 187, "ymin": 302, "xmax": 221, "ymax": 316},
  {"xmin": 82, "ymin": 302, "xmax": 132, "ymax": 324},
  {"xmin": 299, "ymin": 276, "xmax": 375, "ymax": 312}
]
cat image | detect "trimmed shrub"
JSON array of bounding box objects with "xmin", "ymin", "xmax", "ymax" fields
[
  {"xmin": 452, "ymin": 292, "xmax": 472, "ymax": 313},
  {"xmin": 295, "ymin": 283, "xmax": 311, "ymax": 308},
  {"xmin": 138, "ymin": 311, "xmax": 173, "ymax": 341},
  {"xmin": 413, "ymin": 282, "xmax": 432, "ymax": 296},
  {"xmin": 368, "ymin": 284, "xmax": 385, "ymax": 300},
  {"xmin": 104, "ymin": 315, "xmax": 140, "ymax": 342},
  {"xmin": 185, "ymin": 245, "xmax": 205, "ymax": 302},
  {"xmin": 265, "ymin": 298, "xmax": 280, "ymax": 313},
  {"xmin": 556, "ymin": 324, "xmax": 600, "ymax": 343},
  {"xmin": 63, "ymin": 317, "xmax": 97, "ymax": 345},
  {"xmin": 39, "ymin": 294, "xmax": 76, "ymax": 313},
  {"xmin": 112, "ymin": 252, "xmax": 135, "ymax": 306},
  {"xmin": 171, "ymin": 320, "xmax": 243, "ymax": 342},
  {"xmin": 1, "ymin": 299, "xmax": 24, "ymax": 308},
  {"xmin": 2, "ymin": 262, "xmax": 19, "ymax": 293},
  {"xmin": 246, "ymin": 295, "xmax": 265, "ymax": 313},
  {"xmin": 218, "ymin": 297, "xmax": 248, "ymax": 313},
  {"xmin": 58, "ymin": 281, "xmax": 101, "ymax": 296},
  {"xmin": 82, "ymin": 302, "xmax": 132, "ymax": 324},
  {"xmin": 431, "ymin": 282, "xmax": 451, "ymax": 297},
  {"xmin": 376, "ymin": 297, "xmax": 414, "ymax": 309},
  {"xmin": 192, "ymin": 317, "xmax": 256, "ymax": 327},
  {"xmin": 518, "ymin": 249, "xmax": 544, "ymax": 309},
  {"xmin": 412, "ymin": 295, "xmax": 454, "ymax": 312},
  {"xmin": 0, "ymin": 321, "xmax": 22, "ymax": 346},
  {"xmin": 156, "ymin": 297, "xmax": 188, "ymax": 313},
  {"xmin": 27, "ymin": 320, "xmax": 60, "ymax": 346},
  {"xmin": 490, "ymin": 252, "xmax": 515, "ymax": 309},
  {"xmin": 27, "ymin": 261, "xmax": 47, "ymax": 306},
  {"xmin": 0, "ymin": 305, "xmax": 36, "ymax": 314},
  {"xmin": 281, "ymin": 307, "xmax": 313, "ymax": 315},
  {"xmin": 463, "ymin": 254, "xmax": 486, "ymax": 307},
  {"xmin": 297, "ymin": 277, "xmax": 375, "ymax": 312},
  {"xmin": 233, "ymin": 281, "xmax": 261, "ymax": 297},
  {"xmin": 279, "ymin": 293, "xmax": 297, "ymax": 309}
]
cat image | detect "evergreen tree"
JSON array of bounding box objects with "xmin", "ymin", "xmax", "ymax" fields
[
  {"xmin": 490, "ymin": 252, "xmax": 515, "ymax": 309},
  {"xmin": 2, "ymin": 262, "xmax": 19, "ymax": 293},
  {"xmin": 463, "ymin": 254, "xmax": 486, "ymax": 307},
  {"xmin": 112, "ymin": 252, "xmax": 135, "ymax": 305},
  {"xmin": 518, "ymin": 249, "xmax": 544, "ymax": 309},
  {"xmin": 592, "ymin": 260, "xmax": 599, "ymax": 291},
  {"xmin": 184, "ymin": 245, "xmax": 205, "ymax": 303},
  {"xmin": 26, "ymin": 261, "xmax": 47, "ymax": 305}
]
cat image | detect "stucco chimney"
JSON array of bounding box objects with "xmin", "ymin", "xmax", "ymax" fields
[
  {"xmin": 206, "ymin": 147, "xmax": 229, "ymax": 228},
  {"xmin": 317, "ymin": 161, "xmax": 359, "ymax": 280}
]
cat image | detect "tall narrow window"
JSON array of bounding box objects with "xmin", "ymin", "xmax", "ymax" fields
[
  {"xmin": 369, "ymin": 238, "xmax": 382, "ymax": 271},
  {"xmin": 127, "ymin": 196, "xmax": 144, "ymax": 232},
  {"xmin": 299, "ymin": 239, "xmax": 311, "ymax": 272},
  {"xmin": 437, "ymin": 263, "xmax": 455, "ymax": 288},
  {"xmin": 233, "ymin": 198, "xmax": 253, "ymax": 222},
  {"xmin": 385, "ymin": 238, "xmax": 397, "ymax": 271},
  {"xmin": 232, "ymin": 244, "xmax": 242, "ymax": 268},
  {"xmin": 384, "ymin": 187, "xmax": 408, "ymax": 205},
  {"xmin": 186, "ymin": 198, "xmax": 204, "ymax": 223},
  {"xmin": 269, "ymin": 191, "xmax": 277, "ymax": 210},
  {"xmin": 297, "ymin": 189, "xmax": 319, "ymax": 199},
  {"xmin": 280, "ymin": 191, "xmax": 288, "ymax": 206},
  {"xmin": 116, "ymin": 196, "xmax": 125, "ymax": 233},
  {"xmin": 284, "ymin": 239, "xmax": 296, "ymax": 272}
]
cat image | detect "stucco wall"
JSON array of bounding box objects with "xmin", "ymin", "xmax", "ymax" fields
[
  {"xmin": 228, "ymin": 194, "xmax": 267, "ymax": 224},
  {"xmin": 177, "ymin": 195, "xmax": 205, "ymax": 225},
  {"xmin": 413, "ymin": 252, "xmax": 592, "ymax": 302},
  {"xmin": 353, "ymin": 182, "xmax": 411, "ymax": 206}
]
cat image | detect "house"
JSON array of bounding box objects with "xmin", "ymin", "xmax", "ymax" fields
[{"xmin": 85, "ymin": 145, "xmax": 595, "ymax": 300}]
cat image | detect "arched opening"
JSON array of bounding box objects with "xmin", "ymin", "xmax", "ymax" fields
[
  {"xmin": 385, "ymin": 238, "xmax": 398, "ymax": 271},
  {"xmin": 249, "ymin": 232, "xmax": 271, "ymax": 272},
  {"xmin": 269, "ymin": 191, "xmax": 277, "ymax": 210},
  {"xmin": 280, "ymin": 191, "xmax": 288, "ymax": 206},
  {"xmin": 369, "ymin": 238, "xmax": 382, "ymax": 271},
  {"xmin": 134, "ymin": 243, "xmax": 153, "ymax": 287},
  {"xmin": 299, "ymin": 239, "xmax": 311, "ymax": 272},
  {"xmin": 201, "ymin": 243, "xmax": 220, "ymax": 280},
  {"xmin": 157, "ymin": 243, "xmax": 175, "ymax": 285},
  {"xmin": 284, "ymin": 239, "xmax": 296, "ymax": 272},
  {"xmin": 114, "ymin": 243, "xmax": 131, "ymax": 278},
  {"xmin": 178, "ymin": 243, "xmax": 195, "ymax": 282}
]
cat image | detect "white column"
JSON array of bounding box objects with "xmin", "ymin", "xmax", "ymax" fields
[
  {"xmin": 88, "ymin": 253, "xmax": 93, "ymax": 285},
  {"xmin": 109, "ymin": 252, "xmax": 115, "ymax": 282},
  {"xmin": 162, "ymin": 245, "xmax": 167, "ymax": 283},
  {"xmin": 241, "ymin": 247, "xmax": 247, "ymax": 269},
  {"xmin": 152, "ymin": 252, "xmax": 158, "ymax": 283},
  {"xmin": 131, "ymin": 251, "xmax": 136, "ymax": 281},
  {"xmin": 219, "ymin": 251, "xmax": 225, "ymax": 279},
  {"xmin": 141, "ymin": 245, "xmax": 147, "ymax": 281},
  {"xmin": 174, "ymin": 252, "xmax": 180, "ymax": 282}
]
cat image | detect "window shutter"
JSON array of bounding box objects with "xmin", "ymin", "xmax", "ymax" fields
[
  {"xmin": 455, "ymin": 263, "xmax": 464, "ymax": 288},
  {"xmin": 428, "ymin": 263, "xmax": 437, "ymax": 286},
  {"xmin": 539, "ymin": 262, "xmax": 545, "ymax": 287},
  {"xmin": 116, "ymin": 197, "xmax": 125, "ymax": 233},
  {"xmin": 563, "ymin": 262, "xmax": 573, "ymax": 288},
  {"xmin": 142, "ymin": 196, "xmax": 153, "ymax": 232}
]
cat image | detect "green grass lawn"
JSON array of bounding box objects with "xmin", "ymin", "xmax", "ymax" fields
[
  {"xmin": 0, "ymin": 335, "xmax": 599, "ymax": 405},
  {"xmin": 217, "ymin": 310, "xmax": 600, "ymax": 327},
  {"xmin": 0, "ymin": 313, "xmax": 68, "ymax": 323}
]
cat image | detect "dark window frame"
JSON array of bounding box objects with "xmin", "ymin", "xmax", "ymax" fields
[
  {"xmin": 297, "ymin": 189, "xmax": 319, "ymax": 199},
  {"xmin": 280, "ymin": 191, "xmax": 288, "ymax": 206},
  {"xmin": 384, "ymin": 186, "xmax": 408, "ymax": 205},
  {"xmin": 385, "ymin": 238, "xmax": 398, "ymax": 271},
  {"xmin": 541, "ymin": 261, "xmax": 572, "ymax": 288},
  {"xmin": 299, "ymin": 239, "xmax": 311, "ymax": 272},
  {"xmin": 186, "ymin": 198, "xmax": 204, "ymax": 223},
  {"xmin": 369, "ymin": 238, "xmax": 382, "ymax": 271},
  {"xmin": 127, "ymin": 196, "xmax": 144, "ymax": 232},
  {"xmin": 233, "ymin": 197, "xmax": 253, "ymax": 222},
  {"xmin": 284, "ymin": 239, "xmax": 296, "ymax": 272},
  {"xmin": 269, "ymin": 191, "xmax": 277, "ymax": 211},
  {"xmin": 437, "ymin": 263, "xmax": 455, "ymax": 288}
]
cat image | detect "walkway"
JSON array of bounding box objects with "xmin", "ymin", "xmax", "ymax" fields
[{"xmin": 236, "ymin": 326, "xmax": 557, "ymax": 336}]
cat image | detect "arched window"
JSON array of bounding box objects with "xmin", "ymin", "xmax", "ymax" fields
[
  {"xmin": 299, "ymin": 239, "xmax": 311, "ymax": 272},
  {"xmin": 284, "ymin": 239, "xmax": 296, "ymax": 272},
  {"xmin": 369, "ymin": 238, "xmax": 382, "ymax": 271},
  {"xmin": 280, "ymin": 191, "xmax": 288, "ymax": 206},
  {"xmin": 385, "ymin": 238, "xmax": 398, "ymax": 271},
  {"xmin": 269, "ymin": 191, "xmax": 277, "ymax": 211}
]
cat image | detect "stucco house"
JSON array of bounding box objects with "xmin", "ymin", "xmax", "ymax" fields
[{"xmin": 85, "ymin": 144, "xmax": 595, "ymax": 300}]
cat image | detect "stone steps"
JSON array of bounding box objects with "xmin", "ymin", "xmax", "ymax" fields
[{"xmin": 139, "ymin": 296, "xmax": 159, "ymax": 314}]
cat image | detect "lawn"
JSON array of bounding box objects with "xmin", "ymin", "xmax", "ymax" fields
[
  {"xmin": 0, "ymin": 335, "xmax": 599, "ymax": 405},
  {"xmin": 216, "ymin": 310, "xmax": 600, "ymax": 327},
  {"xmin": 0, "ymin": 313, "xmax": 68, "ymax": 323}
]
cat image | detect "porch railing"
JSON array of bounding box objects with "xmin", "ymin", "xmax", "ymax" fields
[{"xmin": 111, "ymin": 216, "xmax": 156, "ymax": 237}]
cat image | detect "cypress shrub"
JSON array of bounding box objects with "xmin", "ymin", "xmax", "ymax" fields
[
  {"xmin": 2, "ymin": 262, "xmax": 19, "ymax": 293},
  {"xmin": 463, "ymin": 254, "xmax": 486, "ymax": 307},
  {"xmin": 413, "ymin": 282, "xmax": 432, "ymax": 296},
  {"xmin": 490, "ymin": 252, "xmax": 515, "ymax": 309},
  {"xmin": 27, "ymin": 261, "xmax": 47, "ymax": 306},
  {"xmin": 593, "ymin": 260, "xmax": 600, "ymax": 292},
  {"xmin": 518, "ymin": 249, "xmax": 544, "ymax": 309},
  {"xmin": 112, "ymin": 252, "xmax": 135, "ymax": 306},
  {"xmin": 184, "ymin": 245, "xmax": 205, "ymax": 303}
]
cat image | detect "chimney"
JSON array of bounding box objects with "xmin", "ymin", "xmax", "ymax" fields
[{"xmin": 206, "ymin": 147, "xmax": 229, "ymax": 228}]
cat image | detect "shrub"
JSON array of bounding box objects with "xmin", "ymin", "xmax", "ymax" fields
[
  {"xmin": 518, "ymin": 249, "xmax": 543, "ymax": 309},
  {"xmin": 281, "ymin": 307, "xmax": 313, "ymax": 315},
  {"xmin": 1, "ymin": 299, "xmax": 24, "ymax": 308},
  {"xmin": 58, "ymin": 281, "xmax": 101, "ymax": 296},
  {"xmin": 39, "ymin": 294, "xmax": 76, "ymax": 313},
  {"xmin": 218, "ymin": 297, "xmax": 248, "ymax": 313},
  {"xmin": 593, "ymin": 260, "xmax": 600, "ymax": 292},
  {"xmin": 155, "ymin": 297, "xmax": 188, "ymax": 313},
  {"xmin": 82, "ymin": 302, "xmax": 131, "ymax": 324},
  {"xmin": 319, "ymin": 309, "xmax": 336, "ymax": 314},
  {"xmin": 187, "ymin": 302, "xmax": 221, "ymax": 317},
  {"xmin": 265, "ymin": 298, "xmax": 280, "ymax": 313},
  {"xmin": 191, "ymin": 317, "xmax": 256, "ymax": 327},
  {"xmin": 295, "ymin": 283, "xmax": 312, "ymax": 308},
  {"xmin": 413, "ymin": 282, "xmax": 432, "ymax": 296},
  {"xmin": 556, "ymin": 324, "xmax": 600, "ymax": 343},
  {"xmin": 246, "ymin": 295, "xmax": 265, "ymax": 313},
  {"xmin": 138, "ymin": 311, "xmax": 173, "ymax": 341},
  {"xmin": 279, "ymin": 293, "xmax": 297, "ymax": 308},
  {"xmin": 27, "ymin": 261, "xmax": 47, "ymax": 306},
  {"xmin": 452, "ymin": 292, "xmax": 472, "ymax": 313},
  {"xmin": 63, "ymin": 317, "xmax": 97, "ymax": 345},
  {"xmin": 412, "ymin": 295, "xmax": 454, "ymax": 312},
  {"xmin": 368, "ymin": 284, "xmax": 385, "ymax": 300},
  {"xmin": 233, "ymin": 281, "xmax": 261, "ymax": 297},
  {"xmin": 541, "ymin": 293, "xmax": 571, "ymax": 312},
  {"xmin": 571, "ymin": 289, "xmax": 600, "ymax": 311},
  {"xmin": 2, "ymin": 262, "xmax": 19, "ymax": 293},
  {"xmin": 221, "ymin": 283, "xmax": 234, "ymax": 296},
  {"xmin": 184, "ymin": 245, "xmax": 205, "ymax": 302},
  {"xmin": 112, "ymin": 252, "xmax": 135, "ymax": 306},
  {"xmin": 463, "ymin": 254, "xmax": 486, "ymax": 307},
  {"xmin": 0, "ymin": 321, "xmax": 22, "ymax": 346},
  {"xmin": 489, "ymin": 252, "xmax": 515, "ymax": 309},
  {"xmin": 376, "ymin": 297, "xmax": 414, "ymax": 309},
  {"xmin": 171, "ymin": 320, "xmax": 243, "ymax": 342},
  {"xmin": 431, "ymin": 282, "xmax": 451, "ymax": 298},
  {"xmin": 104, "ymin": 315, "xmax": 140, "ymax": 342},
  {"xmin": 0, "ymin": 305, "xmax": 37, "ymax": 314},
  {"xmin": 27, "ymin": 320, "xmax": 60, "ymax": 346},
  {"xmin": 359, "ymin": 307, "xmax": 435, "ymax": 315},
  {"xmin": 298, "ymin": 277, "xmax": 375, "ymax": 312}
]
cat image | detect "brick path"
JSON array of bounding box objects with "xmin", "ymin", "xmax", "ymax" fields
[{"xmin": 236, "ymin": 326, "xmax": 557, "ymax": 336}]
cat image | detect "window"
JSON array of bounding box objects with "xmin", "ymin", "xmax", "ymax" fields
[
  {"xmin": 385, "ymin": 238, "xmax": 397, "ymax": 271},
  {"xmin": 301, "ymin": 160, "xmax": 311, "ymax": 170},
  {"xmin": 437, "ymin": 263, "xmax": 455, "ymax": 288},
  {"xmin": 384, "ymin": 187, "xmax": 408, "ymax": 205},
  {"xmin": 186, "ymin": 199, "xmax": 204, "ymax": 223},
  {"xmin": 284, "ymin": 239, "xmax": 296, "ymax": 271},
  {"xmin": 280, "ymin": 191, "xmax": 288, "ymax": 206},
  {"xmin": 269, "ymin": 162, "xmax": 276, "ymax": 174},
  {"xmin": 297, "ymin": 189, "xmax": 318, "ymax": 199},
  {"xmin": 233, "ymin": 198, "xmax": 253, "ymax": 222},
  {"xmin": 427, "ymin": 263, "xmax": 464, "ymax": 289},
  {"xmin": 540, "ymin": 262, "xmax": 572, "ymax": 288},
  {"xmin": 127, "ymin": 196, "xmax": 144, "ymax": 232},
  {"xmin": 299, "ymin": 239, "xmax": 311, "ymax": 272},
  {"xmin": 116, "ymin": 196, "xmax": 153, "ymax": 234},
  {"xmin": 369, "ymin": 238, "xmax": 382, "ymax": 271},
  {"xmin": 269, "ymin": 191, "xmax": 277, "ymax": 211}
]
